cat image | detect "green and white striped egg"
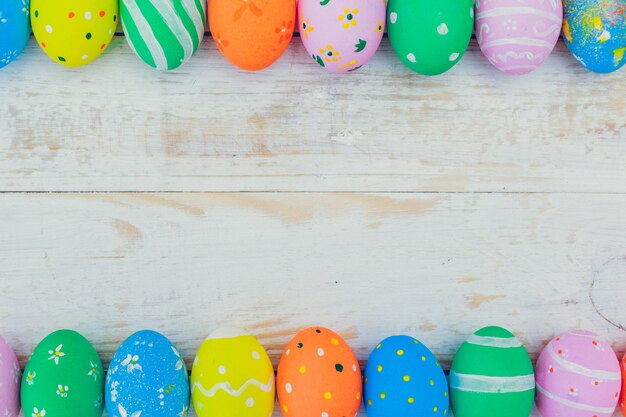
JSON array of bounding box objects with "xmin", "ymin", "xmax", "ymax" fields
[
  {"xmin": 449, "ymin": 326, "xmax": 535, "ymax": 417},
  {"xmin": 121, "ymin": 0, "xmax": 206, "ymax": 71}
]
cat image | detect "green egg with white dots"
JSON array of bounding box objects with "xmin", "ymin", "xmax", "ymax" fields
[
  {"xmin": 21, "ymin": 330, "xmax": 105, "ymax": 417},
  {"xmin": 387, "ymin": 0, "xmax": 474, "ymax": 76}
]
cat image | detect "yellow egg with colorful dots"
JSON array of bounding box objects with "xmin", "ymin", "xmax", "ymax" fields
[
  {"xmin": 31, "ymin": 0, "xmax": 118, "ymax": 67},
  {"xmin": 190, "ymin": 327, "xmax": 275, "ymax": 417}
]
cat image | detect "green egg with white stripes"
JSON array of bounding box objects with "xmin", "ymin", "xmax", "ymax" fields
[
  {"xmin": 450, "ymin": 326, "xmax": 535, "ymax": 417},
  {"xmin": 121, "ymin": 0, "xmax": 206, "ymax": 71}
]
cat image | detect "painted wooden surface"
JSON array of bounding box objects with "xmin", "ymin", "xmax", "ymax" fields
[
  {"xmin": 0, "ymin": 36, "xmax": 625, "ymax": 192},
  {"xmin": 1, "ymin": 34, "xmax": 626, "ymax": 417}
]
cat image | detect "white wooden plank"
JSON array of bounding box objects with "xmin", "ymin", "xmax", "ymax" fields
[
  {"xmin": 1, "ymin": 192, "xmax": 625, "ymax": 363},
  {"xmin": 0, "ymin": 37, "xmax": 625, "ymax": 193}
]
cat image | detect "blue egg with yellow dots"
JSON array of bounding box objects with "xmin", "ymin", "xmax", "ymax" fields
[
  {"xmin": 0, "ymin": 0, "xmax": 31, "ymax": 68},
  {"xmin": 563, "ymin": 0, "xmax": 626, "ymax": 73},
  {"xmin": 106, "ymin": 330, "xmax": 191, "ymax": 417},
  {"xmin": 364, "ymin": 335, "xmax": 449, "ymax": 417}
]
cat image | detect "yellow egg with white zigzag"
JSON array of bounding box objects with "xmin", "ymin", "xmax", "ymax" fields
[{"xmin": 191, "ymin": 328, "xmax": 275, "ymax": 417}]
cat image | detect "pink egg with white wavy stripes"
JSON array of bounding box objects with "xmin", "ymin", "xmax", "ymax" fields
[
  {"xmin": 0, "ymin": 336, "xmax": 21, "ymax": 417},
  {"xmin": 535, "ymin": 330, "xmax": 621, "ymax": 417},
  {"xmin": 475, "ymin": 0, "xmax": 562, "ymax": 75},
  {"xmin": 297, "ymin": 0, "xmax": 386, "ymax": 74}
]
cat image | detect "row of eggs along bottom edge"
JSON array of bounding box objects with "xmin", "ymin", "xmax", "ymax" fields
[
  {"xmin": 1, "ymin": 0, "xmax": 626, "ymax": 75},
  {"xmin": 0, "ymin": 326, "xmax": 625, "ymax": 417}
]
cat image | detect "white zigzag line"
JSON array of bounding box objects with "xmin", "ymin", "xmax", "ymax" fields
[{"xmin": 192, "ymin": 375, "xmax": 274, "ymax": 398}]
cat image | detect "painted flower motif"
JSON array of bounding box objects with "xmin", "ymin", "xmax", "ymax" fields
[
  {"xmin": 48, "ymin": 344, "xmax": 66, "ymax": 365},
  {"xmin": 32, "ymin": 407, "xmax": 46, "ymax": 417},
  {"xmin": 56, "ymin": 384, "xmax": 69, "ymax": 398},
  {"xmin": 568, "ymin": 387, "xmax": 579, "ymax": 397},
  {"xmin": 275, "ymin": 20, "xmax": 293, "ymax": 44},
  {"xmin": 12, "ymin": 362, "xmax": 20, "ymax": 384},
  {"xmin": 26, "ymin": 371, "xmax": 36, "ymax": 386},
  {"xmin": 121, "ymin": 354, "xmax": 142, "ymax": 373},
  {"xmin": 110, "ymin": 380, "xmax": 119, "ymax": 402},
  {"xmin": 88, "ymin": 361, "xmax": 99, "ymax": 380},
  {"xmin": 21, "ymin": 0, "xmax": 29, "ymax": 15},
  {"xmin": 375, "ymin": 20, "xmax": 384, "ymax": 35},
  {"xmin": 0, "ymin": 11, "xmax": 7, "ymax": 24},
  {"xmin": 319, "ymin": 45, "xmax": 341, "ymax": 63},
  {"xmin": 171, "ymin": 346, "xmax": 184, "ymax": 371},
  {"xmin": 118, "ymin": 404, "xmax": 142, "ymax": 417},
  {"xmin": 338, "ymin": 8, "xmax": 358, "ymax": 29},
  {"xmin": 300, "ymin": 17, "xmax": 314, "ymax": 40},
  {"xmin": 178, "ymin": 405, "xmax": 189, "ymax": 417},
  {"xmin": 93, "ymin": 393, "xmax": 103, "ymax": 408},
  {"xmin": 234, "ymin": 0, "xmax": 262, "ymax": 21},
  {"xmin": 213, "ymin": 33, "xmax": 229, "ymax": 53},
  {"xmin": 4, "ymin": 408, "xmax": 13, "ymax": 417},
  {"xmin": 503, "ymin": 18, "xmax": 517, "ymax": 31}
]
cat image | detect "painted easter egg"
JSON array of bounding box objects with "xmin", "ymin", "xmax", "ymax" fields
[
  {"xmin": 209, "ymin": 0, "xmax": 295, "ymax": 71},
  {"xmin": 563, "ymin": 0, "xmax": 626, "ymax": 73},
  {"xmin": 0, "ymin": 336, "xmax": 21, "ymax": 417},
  {"xmin": 190, "ymin": 327, "xmax": 275, "ymax": 417},
  {"xmin": 0, "ymin": 0, "xmax": 31, "ymax": 68},
  {"xmin": 620, "ymin": 352, "xmax": 626, "ymax": 415},
  {"xmin": 475, "ymin": 0, "xmax": 562, "ymax": 75},
  {"xmin": 120, "ymin": 0, "xmax": 206, "ymax": 71},
  {"xmin": 449, "ymin": 326, "xmax": 535, "ymax": 417},
  {"xmin": 277, "ymin": 327, "xmax": 362, "ymax": 417},
  {"xmin": 31, "ymin": 0, "xmax": 118, "ymax": 67},
  {"xmin": 535, "ymin": 329, "xmax": 621, "ymax": 417},
  {"xmin": 21, "ymin": 330, "xmax": 104, "ymax": 417},
  {"xmin": 364, "ymin": 335, "xmax": 449, "ymax": 417},
  {"xmin": 106, "ymin": 330, "xmax": 190, "ymax": 417},
  {"xmin": 387, "ymin": 0, "xmax": 474, "ymax": 76},
  {"xmin": 297, "ymin": 0, "xmax": 386, "ymax": 74}
]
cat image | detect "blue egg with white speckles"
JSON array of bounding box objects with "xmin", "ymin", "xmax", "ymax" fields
[
  {"xmin": 364, "ymin": 335, "xmax": 449, "ymax": 417},
  {"xmin": 106, "ymin": 330, "xmax": 190, "ymax": 417},
  {"xmin": 563, "ymin": 0, "xmax": 626, "ymax": 73},
  {"xmin": 0, "ymin": 0, "xmax": 30, "ymax": 68}
]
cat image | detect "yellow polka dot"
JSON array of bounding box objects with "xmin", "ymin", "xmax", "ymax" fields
[
  {"xmin": 403, "ymin": 375, "xmax": 410, "ymax": 382},
  {"xmin": 435, "ymin": 362, "xmax": 440, "ymax": 367},
  {"xmin": 380, "ymin": 392, "xmax": 386, "ymax": 399},
  {"xmin": 365, "ymin": 377, "xmax": 369, "ymax": 384},
  {"xmin": 331, "ymin": 338, "xmax": 339, "ymax": 345},
  {"xmin": 356, "ymin": 392, "xmax": 361, "ymax": 400},
  {"xmin": 397, "ymin": 349, "xmax": 404, "ymax": 356},
  {"xmin": 444, "ymin": 391, "xmax": 448, "ymax": 397},
  {"xmin": 283, "ymin": 405, "xmax": 288, "ymax": 413},
  {"xmin": 430, "ymin": 379, "xmax": 434, "ymax": 386},
  {"xmin": 299, "ymin": 366, "xmax": 306, "ymax": 374},
  {"xmin": 413, "ymin": 340, "xmax": 419, "ymax": 344},
  {"xmin": 421, "ymin": 356, "xmax": 426, "ymax": 361},
  {"xmin": 444, "ymin": 410, "xmax": 448, "ymax": 415},
  {"xmin": 368, "ymin": 400, "xmax": 372, "ymax": 406},
  {"xmin": 376, "ymin": 343, "xmax": 382, "ymax": 349},
  {"xmin": 433, "ymin": 407, "xmax": 438, "ymax": 413},
  {"xmin": 408, "ymin": 397, "xmax": 415, "ymax": 404},
  {"xmin": 324, "ymin": 392, "xmax": 332, "ymax": 400},
  {"xmin": 377, "ymin": 365, "xmax": 383, "ymax": 372}
]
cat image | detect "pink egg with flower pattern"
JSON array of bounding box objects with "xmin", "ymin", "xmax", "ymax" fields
[
  {"xmin": 475, "ymin": 0, "xmax": 562, "ymax": 75},
  {"xmin": 298, "ymin": 0, "xmax": 386, "ymax": 73},
  {"xmin": 0, "ymin": 336, "xmax": 21, "ymax": 417},
  {"xmin": 535, "ymin": 329, "xmax": 621, "ymax": 417}
]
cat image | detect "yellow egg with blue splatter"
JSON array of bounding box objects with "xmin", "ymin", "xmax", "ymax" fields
[
  {"xmin": 190, "ymin": 328, "xmax": 275, "ymax": 417},
  {"xmin": 31, "ymin": 0, "xmax": 118, "ymax": 67}
]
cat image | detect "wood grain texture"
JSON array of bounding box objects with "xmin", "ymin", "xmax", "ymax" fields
[
  {"xmin": 0, "ymin": 37, "xmax": 625, "ymax": 193},
  {"xmin": 1, "ymin": 192, "xmax": 624, "ymax": 416}
]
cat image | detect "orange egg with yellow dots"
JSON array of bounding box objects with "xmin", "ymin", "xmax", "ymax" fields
[
  {"xmin": 208, "ymin": 0, "xmax": 295, "ymax": 71},
  {"xmin": 277, "ymin": 327, "xmax": 362, "ymax": 417}
]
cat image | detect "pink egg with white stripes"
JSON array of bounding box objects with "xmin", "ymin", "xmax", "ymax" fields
[
  {"xmin": 298, "ymin": 0, "xmax": 386, "ymax": 73},
  {"xmin": 475, "ymin": 0, "xmax": 562, "ymax": 75},
  {"xmin": 535, "ymin": 329, "xmax": 621, "ymax": 417},
  {"xmin": 0, "ymin": 336, "xmax": 21, "ymax": 417}
]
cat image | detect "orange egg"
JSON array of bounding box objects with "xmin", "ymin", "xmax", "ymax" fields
[
  {"xmin": 277, "ymin": 327, "xmax": 362, "ymax": 417},
  {"xmin": 209, "ymin": 0, "xmax": 295, "ymax": 71}
]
